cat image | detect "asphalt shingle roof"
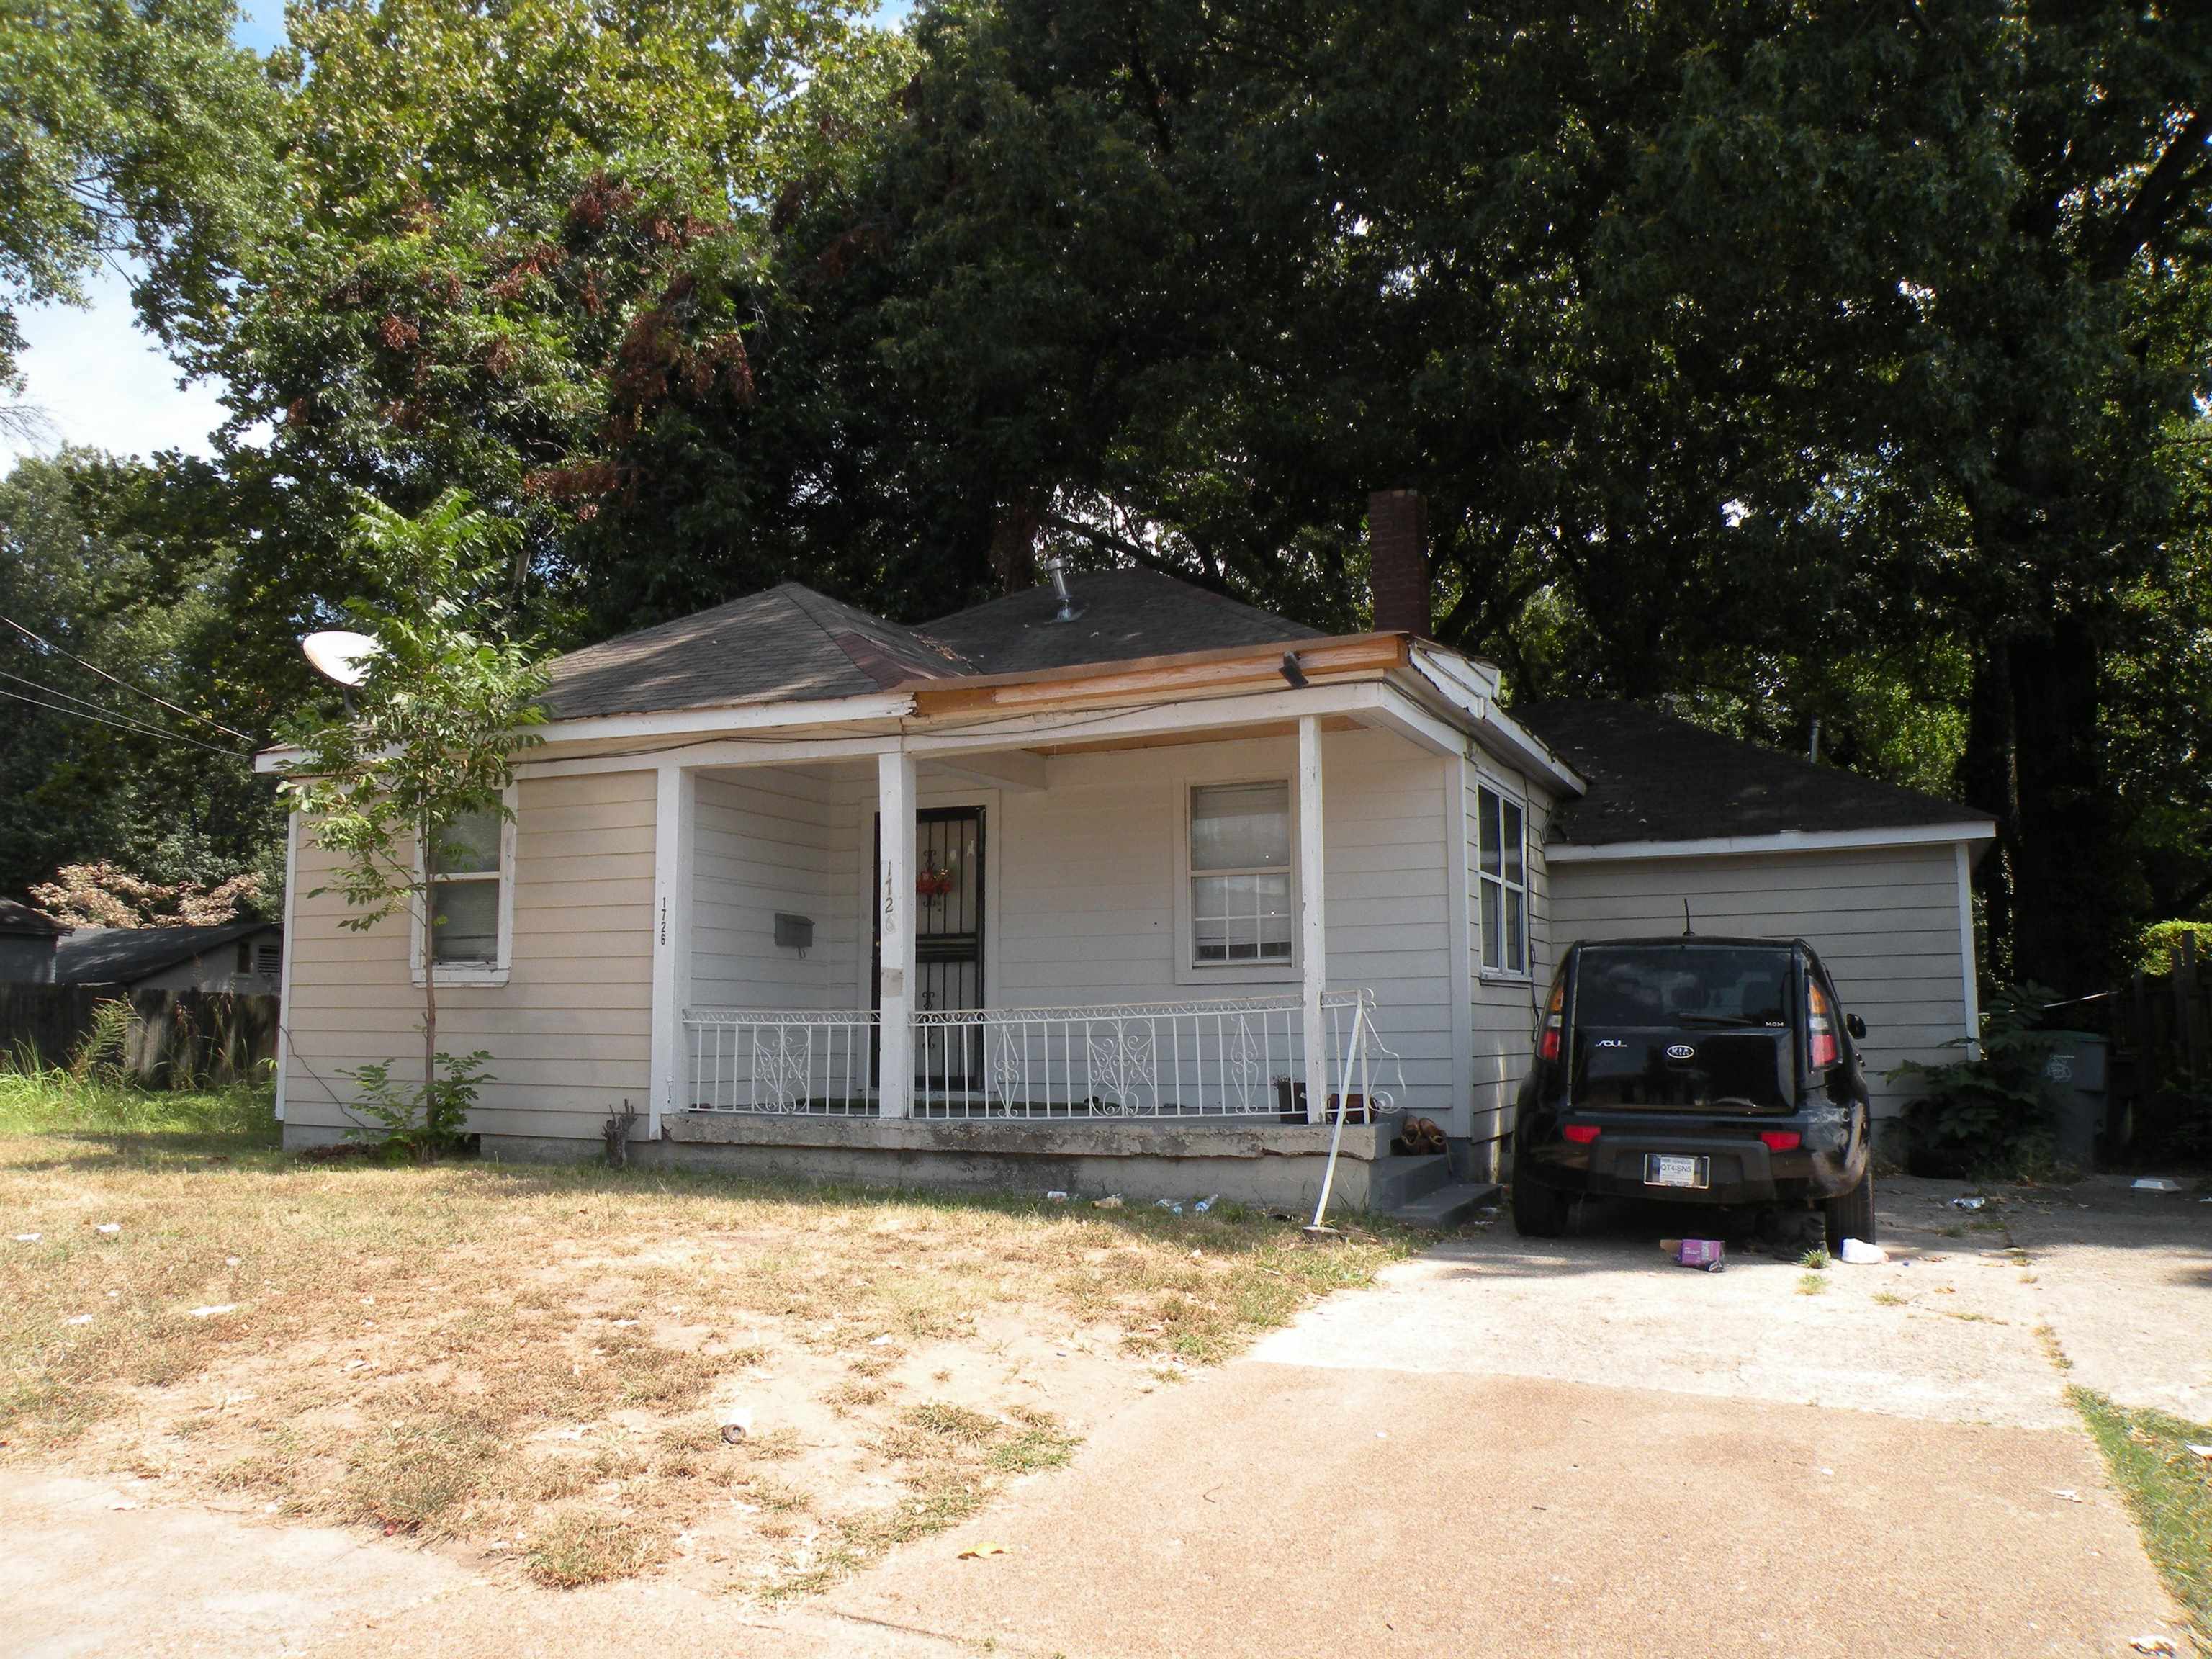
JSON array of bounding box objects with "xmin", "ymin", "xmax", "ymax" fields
[
  {"xmin": 540, "ymin": 572, "xmax": 1321, "ymax": 720},
  {"xmin": 0, "ymin": 899, "xmax": 60, "ymax": 938},
  {"xmin": 53, "ymin": 922, "xmax": 276, "ymax": 986},
  {"xmin": 1516, "ymin": 701, "xmax": 1990, "ymax": 848},
  {"xmin": 542, "ymin": 584, "xmax": 970, "ymax": 720},
  {"xmin": 922, "ymin": 569, "xmax": 1321, "ymax": 674}
]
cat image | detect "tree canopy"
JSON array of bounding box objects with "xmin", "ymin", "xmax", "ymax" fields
[{"xmin": 3, "ymin": 0, "xmax": 2209, "ymax": 997}]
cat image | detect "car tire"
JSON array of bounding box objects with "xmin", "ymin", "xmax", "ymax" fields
[
  {"xmin": 1512, "ymin": 1177, "xmax": 1570, "ymax": 1238},
  {"xmin": 1823, "ymin": 1170, "xmax": 1876, "ymax": 1253}
]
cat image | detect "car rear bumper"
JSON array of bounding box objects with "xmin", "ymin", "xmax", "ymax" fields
[{"xmin": 1516, "ymin": 1112, "xmax": 1864, "ymax": 1205}]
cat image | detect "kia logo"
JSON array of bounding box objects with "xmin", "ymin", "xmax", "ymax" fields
[{"xmin": 1665, "ymin": 1043, "xmax": 1696, "ymax": 1061}]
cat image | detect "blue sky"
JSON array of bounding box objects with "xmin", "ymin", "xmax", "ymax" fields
[
  {"xmin": 1, "ymin": 0, "xmax": 905, "ymax": 468},
  {"xmin": 1, "ymin": 0, "xmax": 282, "ymax": 467}
]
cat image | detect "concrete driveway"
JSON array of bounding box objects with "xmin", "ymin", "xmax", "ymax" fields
[
  {"xmin": 2, "ymin": 1176, "xmax": 2200, "ymax": 1658},
  {"xmin": 826, "ymin": 1175, "xmax": 2200, "ymax": 1658}
]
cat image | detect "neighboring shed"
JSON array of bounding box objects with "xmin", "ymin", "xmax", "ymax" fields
[
  {"xmin": 0, "ymin": 900, "xmax": 63, "ymax": 984},
  {"xmin": 1516, "ymin": 701, "xmax": 1995, "ymax": 1136},
  {"xmin": 54, "ymin": 922, "xmax": 284, "ymax": 994}
]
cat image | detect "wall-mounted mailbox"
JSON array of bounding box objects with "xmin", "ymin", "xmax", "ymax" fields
[{"xmin": 773, "ymin": 912, "xmax": 814, "ymax": 953}]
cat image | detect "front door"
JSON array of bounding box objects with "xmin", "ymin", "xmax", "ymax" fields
[{"xmin": 873, "ymin": 806, "xmax": 985, "ymax": 1091}]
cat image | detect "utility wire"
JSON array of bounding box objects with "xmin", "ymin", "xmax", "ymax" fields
[
  {"xmin": 1, "ymin": 615, "xmax": 258, "ymax": 743},
  {"xmin": 0, "ymin": 665, "xmax": 182, "ymax": 736},
  {"xmin": 0, "ymin": 683, "xmax": 248, "ymax": 756}
]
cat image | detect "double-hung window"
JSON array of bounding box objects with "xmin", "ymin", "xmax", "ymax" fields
[
  {"xmin": 426, "ymin": 806, "xmax": 508, "ymax": 974},
  {"xmin": 1477, "ymin": 783, "xmax": 1528, "ymax": 976},
  {"xmin": 1189, "ymin": 782, "xmax": 1293, "ymax": 967}
]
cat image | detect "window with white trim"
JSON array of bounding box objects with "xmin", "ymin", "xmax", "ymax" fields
[
  {"xmin": 428, "ymin": 808, "xmax": 505, "ymax": 966},
  {"xmin": 1189, "ymin": 781, "xmax": 1293, "ymax": 966},
  {"xmin": 1477, "ymin": 783, "xmax": 1528, "ymax": 976}
]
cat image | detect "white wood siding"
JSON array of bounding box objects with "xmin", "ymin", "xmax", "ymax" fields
[
  {"xmin": 1547, "ymin": 842, "xmax": 1973, "ymax": 1123},
  {"xmin": 690, "ymin": 767, "xmax": 860, "ymax": 1010},
  {"xmin": 284, "ymin": 769, "xmax": 655, "ymax": 1141},
  {"xmin": 1465, "ymin": 767, "xmax": 1558, "ymax": 1152}
]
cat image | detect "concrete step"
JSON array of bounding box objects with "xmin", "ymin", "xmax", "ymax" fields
[
  {"xmin": 1388, "ymin": 1180, "xmax": 1504, "ymax": 1231},
  {"xmin": 1365, "ymin": 1154, "xmax": 1452, "ymax": 1213}
]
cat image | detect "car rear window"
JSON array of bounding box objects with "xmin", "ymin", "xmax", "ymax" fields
[{"xmin": 1575, "ymin": 944, "xmax": 1794, "ymax": 1029}]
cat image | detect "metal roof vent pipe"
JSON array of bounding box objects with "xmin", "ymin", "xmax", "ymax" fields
[{"xmin": 1042, "ymin": 555, "xmax": 1082, "ymax": 624}]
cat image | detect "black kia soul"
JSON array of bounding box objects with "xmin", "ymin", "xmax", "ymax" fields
[{"xmin": 1511, "ymin": 937, "xmax": 1876, "ymax": 1249}]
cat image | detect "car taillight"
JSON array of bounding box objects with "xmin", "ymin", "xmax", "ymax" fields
[
  {"xmin": 1539, "ymin": 977, "xmax": 1565, "ymax": 1062},
  {"xmin": 1807, "ymin": 979, "xmax": 1840, "ymax": 1070},
  {"xmin": 1562, "ymin": 1124, "xmax": 1600, "ymax": 1145},
  {"xmin": 1759, "ymin": 1130, "xmax": 1802, "ymax": 1152}
]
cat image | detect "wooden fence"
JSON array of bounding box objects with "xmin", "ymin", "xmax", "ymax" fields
[
  {"xmin": 2110, "ymin": 934, "xmax": 2210, "ymax": 1089},
  {"xmin": 0, "ymin": 984, "xmax": 279, "ymax": 1087}
]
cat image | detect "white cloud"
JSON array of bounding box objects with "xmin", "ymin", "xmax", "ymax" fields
[{"xmin": 1, "ymin": 264, "xmax": 235, "ymax": 467}]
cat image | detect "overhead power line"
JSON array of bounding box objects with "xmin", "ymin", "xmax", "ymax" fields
[
  {"xmin": 0, "ymin": 683, "xmax": 247, "ymax": 756},
  {"xmin": 1, "ymin": 615, "xmax": 258, "ymax": 744}
]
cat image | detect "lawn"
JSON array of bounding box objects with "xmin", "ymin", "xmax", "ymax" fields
[
  {"xmin": 0, "ymin": 1087, "xmax": 1406, "ymax": 1596},
  {"xmin": 2071, "ymin": 1387, "xmax": 2212, "ymax": 1648}
]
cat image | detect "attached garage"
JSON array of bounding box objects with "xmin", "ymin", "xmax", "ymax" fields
[{"xmin": 1519, "ymin": 703, "xmax": 1995, "ymax": 1151}]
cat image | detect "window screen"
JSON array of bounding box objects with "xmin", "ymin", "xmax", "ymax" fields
[
  {"xmin": 429, "ymin": 807, "xmax": 504, "ymax": 964},
  {"xmin": 1190, "ymin": 782, "xmax": 1292, "ymax": 965},
  {"xmin": 1476, "ymin": 784, "xmax": 1528, "ymax": 976}
]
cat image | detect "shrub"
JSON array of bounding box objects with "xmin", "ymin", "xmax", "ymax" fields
[
  {"xmin": 341, "ymin": 1049, "xmax": 489, "ymax": 1163},
  {"xmin": 2136, "ymin": 920, "xmax": 2212, "ymax": 976},
  {"xmin": 1892, "ymin": 984, "xmax": 2063, "ymax": 1179}
]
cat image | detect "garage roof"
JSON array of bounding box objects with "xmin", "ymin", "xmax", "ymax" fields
[{"xmin": 1516, "ymin": 701, "xmax": 1992, "ymax": 848}]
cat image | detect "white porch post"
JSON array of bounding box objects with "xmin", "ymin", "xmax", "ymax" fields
[
  {"xmin": 649, "ymin": 762, "xmax": 696, "ymax": 1140},
  {"xmin": 1298, "ymin": 715, "xmax": 1329, "ymax": 1125},
  {"xmin": 877, "ymin": 748, "xmax": 918, "ymax": 1118}
]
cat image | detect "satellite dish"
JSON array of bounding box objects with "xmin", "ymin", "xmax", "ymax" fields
[{"xmin": 302, "ymin": 630, "xmax": 379, "ymax": 688}]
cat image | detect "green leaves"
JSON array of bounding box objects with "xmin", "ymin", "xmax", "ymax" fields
[
  {"xmin": 279, "ymin": 490, "xmax": 549, "ymax": 937},
  {"xmin": 0, "ymin": 0, "xmax": 279, "ymax": 391}
]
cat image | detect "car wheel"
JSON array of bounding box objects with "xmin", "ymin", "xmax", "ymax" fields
[
  {"xmin": 1822, "ymin": 1169, "xmax": 1876, "ymax": 1253},
  {"xmin": 1512, "ymin": 1177, "xmax": 1569, "ymax": 1238}
]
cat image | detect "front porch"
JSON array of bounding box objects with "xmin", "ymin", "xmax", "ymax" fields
[
  {"xmin": 680, "ymin": 992, "xmax": 1388, "ymax": 1122},
  {"xmin": 601, "ymin": 700, "xmax": 1509, "ymax": 1210}
]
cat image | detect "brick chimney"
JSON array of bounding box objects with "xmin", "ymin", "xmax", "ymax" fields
[{"xmin": 1368, "ymin": 489, "xmax": 1431, "ymax": 637}]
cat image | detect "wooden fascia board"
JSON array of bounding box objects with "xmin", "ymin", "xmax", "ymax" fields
[{"xmin": 901, "ymin": 633, "xmax": 1410, "ymax": 719}]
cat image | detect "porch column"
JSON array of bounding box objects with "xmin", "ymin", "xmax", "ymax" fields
[
  {"xmin": 1298, "ymin": 714, "xmax": 1329, "ymax": 1125},
  {"xmin": 649, "ymin": 761, "xmax": 697, "ymax": 1140},
  {"xmin": 877, "ymin": 748, "xmax": 918, "ymax": 1118}
]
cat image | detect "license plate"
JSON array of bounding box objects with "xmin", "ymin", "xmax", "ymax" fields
[{"xmin": 1645, "ymin": 1154, "xmax": 1709, "ymax": 1190}]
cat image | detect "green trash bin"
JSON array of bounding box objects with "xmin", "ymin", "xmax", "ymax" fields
[{"xmin": 2041, "ymin": 1030, "xmax": 2108, "ymax": 1173}]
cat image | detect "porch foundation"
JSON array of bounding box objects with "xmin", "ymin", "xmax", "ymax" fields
[{"xmin": 479, "ymin": 1115, "xmax": 1389, "ymax": 1213}]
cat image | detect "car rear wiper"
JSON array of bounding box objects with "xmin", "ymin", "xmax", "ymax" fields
[{"xmin": 1672, "ymin": 1013, "xmax": 1776, "ymax": 1028}]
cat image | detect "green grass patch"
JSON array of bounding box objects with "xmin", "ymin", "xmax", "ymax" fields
[{"xmin": 2069, "ymin": 1387, "xmax": 2212, "ymax": 1647}]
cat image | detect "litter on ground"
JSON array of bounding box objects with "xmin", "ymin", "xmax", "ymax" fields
[
  {"xmin": 2131, "ymin": 1178, "xmax": 2185, "ymax": 1193},
  {"xmin": 1839, "ymin": 1238, "xmax": 1889, "ymax": 1265},
  {"xmin": 1952, "ymin": 1196, "xmax": 1987, "ymax": 1211},
  {"xmin": 958, "ymin": 1542, "xmax": 1011, "ymax": 1559}
]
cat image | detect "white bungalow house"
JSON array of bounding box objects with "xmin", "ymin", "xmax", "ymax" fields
[{"xmin": 264, "ymin": 495, "xmax": 1994, "ymax": 1218}]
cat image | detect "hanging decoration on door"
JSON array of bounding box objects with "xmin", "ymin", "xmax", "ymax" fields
[{"xmin": 916, "ymin": 859, "xmax": 957, "ymax": 900}]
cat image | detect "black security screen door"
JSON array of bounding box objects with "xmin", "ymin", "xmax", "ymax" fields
[{"xmin": 873, "ymin": 807, "xmax": 985, "ymax": 1090}]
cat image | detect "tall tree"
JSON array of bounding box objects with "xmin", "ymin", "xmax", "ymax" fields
[
  {"xmin": 197, "ymin": 0, "xmax": 907, "ymax": 638},
  {"xmin": 0, "ymin": 0, "xmax": 276, "ymax": 413},
  {"xmin": 0, "ymin": 449, "xmax": 288, "ymax": 901}
]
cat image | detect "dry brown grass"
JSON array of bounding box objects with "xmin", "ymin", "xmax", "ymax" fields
[{"xmin": 0, "ymin": 1123, "xmax": 1405, "ymax": 1596}]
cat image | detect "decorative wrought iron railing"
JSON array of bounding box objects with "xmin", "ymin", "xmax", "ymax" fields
[
  {"xmin": 684, "ymin": 1007, "xmax": 879, "ymax": 1115},
  {"xmin": 680, "ymin": 992, "xmax": 1405, "ymax": 1120}
]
